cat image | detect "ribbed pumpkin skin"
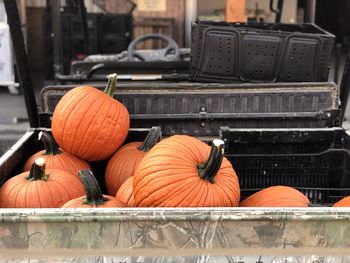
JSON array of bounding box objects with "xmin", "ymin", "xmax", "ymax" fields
[
  {"xmin": 61, "ymin": 195, "xmax": 125, "ymax": 208},
  {"xmin": 23, "ymin": 150, "xmax": 91, "ymax": 176},
  {"xmin": 239, "ymin": 186, "xmax": 309, "ymax": 207},
  {"xmin": 115, "ymin": 176, "xmax": 135, "ymax": 207},
  {"xmin": 51, "ymin": 86, "xmax": 130, "ymax": 161},
  {"xmin": 333, "ymin": 196, "xmax": 350, "ymax": 207},
  {"xmin": 0, "ymin": 169, "xmax": 84, "ymax": 208},
  {"xmin": 105, "ymin": 142, "xmax": 145, "ymax": 195},
  {"xmin": 133, "ymin": 135, "xmax": 240, "ymax": 207}
]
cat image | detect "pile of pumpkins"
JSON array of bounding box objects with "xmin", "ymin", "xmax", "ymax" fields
[{"xmin": 0, "ymin": 74, "xmax": 349, "ymax": 208}]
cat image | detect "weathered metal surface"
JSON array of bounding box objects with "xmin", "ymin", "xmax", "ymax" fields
[{"xmin": 0, "ymin": 207, "xmax": 350, "ymax": 261}]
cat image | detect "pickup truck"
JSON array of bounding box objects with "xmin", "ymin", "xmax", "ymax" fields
[
  {"xmin": 1, "ymin": 1, "xmax": 350, "ymax": 261},
  {"xmin": 1, "ymin": 80, "xmax": 350, "ymax": 262}
]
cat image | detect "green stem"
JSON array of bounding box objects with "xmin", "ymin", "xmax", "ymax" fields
[
  {"xmin": 26, "ymin": 158, "xmax": 48, "ymax": 181},
  {"xmin": 198, "ymin": 140, "xmax": 225, "ymax": 184},
  {"xmin": 78, "ymin": 169, "xmax": 109, "ymax": 206},
  {"xmin": 137, "ymin": 126, "xmax": 162, "ymax": 152},
  {"xmin": 39, "ymin": 131, "xmax": 61, "ymax": 155},
  {"xmin": 103, "ymin": 73, "xmax": 117, "ymax": 97}
]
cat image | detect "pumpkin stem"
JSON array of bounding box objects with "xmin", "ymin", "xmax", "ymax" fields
[
  {"xmin": 137, "ymin": 126, "xmax": 162, "ymax": 152},
  {"xmin": 38, "ymin": 131, "xmax": 61, "ymax": 155},
  {"xmin": 26, "ymin": 158, "xmax": 48, "ymax": 181},
  {"xmin": 198, "ymin": 140, "xmax": 225, "ymax": 184},
  {"xmin": 104, "ymin": 73, "xmax": 117, "ymax": 97},
  {"xmin": 78, "ymin": 169, "xmax": 109, "ymax": 206}
]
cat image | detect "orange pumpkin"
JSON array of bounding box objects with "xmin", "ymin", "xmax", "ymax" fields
[
  {"xmin": 105, "ymin": 127, "xmax": 161, "ymax": 195},
  {"xmin": 0, "ymin": 158, "xmax": 84, "ymax": 208},
  {"xmin": 51, "ymin": 74, "xmax": 130, "ymax": 161},
  {"xmin": 239, "ymin": 186, "xmax": 310, "ymax": 207},
  {"xmin": 62, "ymin": 169, "xmax": 125, "ymax": 208},
  {"xmin": 23, "ymin": 131, "xmax": 91, "ymax": 176},
  {"xmin": 115, "ymin": 176, "xmax": 135, "ymax": 207},
  {"xmin": 333, "ymin": 196, "xmax": 350, "ymax": 207},
  {"xmin": 133, "ymin": 136, "xmax": 240, "ymax": 207}
]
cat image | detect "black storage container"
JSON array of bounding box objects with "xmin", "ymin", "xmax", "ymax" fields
[
  {"xmin": 221, "ymin": 127, "xmax": 350, "ymax": 205},
  {"xmin": 40, "ymin": 82, "xmax": 340, "ymax": 136},
  {"xmin": 43, "ymin": 12, "xmax": 133, "ymax": 76},
  {"xmin": 99, "ymin": 14, "xmax": 133, "ymax": 37},
  {"xmin": 2, "ymin": 127, "xmax": 350, "ymax": 206},
  {"xmin": 190, "ymin": 21, "xmax": 335, "ymax": 83}
]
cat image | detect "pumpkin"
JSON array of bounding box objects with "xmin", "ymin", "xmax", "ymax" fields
[
  {"xmin": 333, "ymin": 196, "xmax": 350, "ymax": 207},
  {"xmin": 133, "ymin": 136, "xmax": 240, "ymax": 207},
  {"xmin": 0, "ymin": 158, "xmax": 84, "ymax": 208},
  {"xmin": 23, "ymin": 131, "xmax": 91, "ymax": 176},
  {"xmin": 51, "ymin": 74, "xmax": 130, "ymax": 161},
  {"xmin": 62, "ymin": 169, "xmax": 125, "ymax": 208},
  {"xmin": 115, "ymin": 176, "xmax": 135, "ymax": 207},
  {"xmin": 105, "ymin": 126, "xmax": 161, "ymax": 195},
  {"xmin": 239, "ymin": 186, "xmax": 310, "ymax": 207}
]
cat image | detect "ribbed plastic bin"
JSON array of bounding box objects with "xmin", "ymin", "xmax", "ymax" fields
[
  {"xmin": 40, "ymin": 82, "xmax": 340, "ymax": 136},
  {"xmin": 221, "ymin": 127, "xmax": 350, "ymax": 205},
  {"xmin": 2, "ymin": 127, "xmax": 350, "ymax": 206},
  {"xmin": 190, "ymin": 21, "xmax": 335, "ymax": 83}
]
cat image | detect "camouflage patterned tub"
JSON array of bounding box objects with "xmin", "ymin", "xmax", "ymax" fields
[
  {"xmin": 2, "ymin": 129, "xmax": 350, "ymax": 262},
  {"xmin": 0, "ymin": 207, "xmax": 350, "ymax": 262}
]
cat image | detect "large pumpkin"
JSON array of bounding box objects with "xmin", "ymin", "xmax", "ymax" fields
[
  {"xmin": 239, "ymin": 186, "xmax": 310, "ymax": 207},
  {"xmin": 105, "ymin": 127, "xmax": 161, "ymax": 195},
  {"xmin": 23, "ymin": 131, "xmax": 91, "ymax": 176},
  {"xmin": 115, "ymin": 176, "xmax": 135, "ymax": 207},
  {"xmin": 333, "ymin": 196, "xmax": 350, "ymax": 207},
  {"xmin": 0, "ymin": 158, "xmax": 84, "ymax": 208},
  {"xmin": 133, "ymin": 136, "xmax": 240, "ymax": 207},
  {"xmin": 51, "ymin": 74, "xmax": 130, "ymax": 161},
  {"xmin": 62, "ymin": 169, "xmax": 125, "ymax": 208}
]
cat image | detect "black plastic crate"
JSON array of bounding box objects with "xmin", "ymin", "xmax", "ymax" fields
[
  {"xmin": 69, "ymin": 14, "xmax": 99, "ymax": 37},
  {"xmin": 1, "ymin": 127, "xmax": 350, "ymax": 206},
  {"xmin": 43, "ymin": 12, "xmax": 132, "ymax": 76},
  {"xmin": 190, "ymin": 21, "xmax": 335, "ymax": 83},
  {"xmin": 98, "ymin": 14, "xmax": 132, "ymax": 36},
  {"xmin": 70, "ymin": 37, "xmax": 99, "ymax": 59},
  {"xmin": 99, "ymin": 35, "xmax": 128, "ymax": 54},
  {"xmin": 40, "ymin": 82, "xmax": 340, "ymax": 135},
  {"xmin": 221, "ymin": 127, "xmax": 350, "ymax": 205},
  {"xmin": 43, "ymin": 36, "xmax": 72, "ymax": 77},
  {"xmin": 43, "ymin": 14, "xmax": 70, "ymax": 36}
]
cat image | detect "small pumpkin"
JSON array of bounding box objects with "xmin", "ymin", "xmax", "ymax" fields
[
  {"xmin": 51, "ymin": 74, "xmax": 130, "ymax": 161},
  {"xmin": 0, "ymin": 158, "xmax": 84, "ymax": 208},
  {"xmin": 62, "ymin": 169, "xmax": 125, "ymax": 208},
  {"xmin": 133, "ymin": 136, "xmax": 240, "ymax": 207},
  {"xmin": 105, "ymin": 127, "xmax": 161, "ymax": 195},
  {"xmin": 115, "ymin": 176, "xmax": 135, "ymax": 207},
  {"xmin": 333, "ymin": 196, "xmax": 350, "ymax": 207},
  {"xmin": 239, "ymin": 186, "xmax": 310, "ymax": 207},
  {"xmin": 23, "ymin": 131, "xmax": 91, "ymax": 176}
]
